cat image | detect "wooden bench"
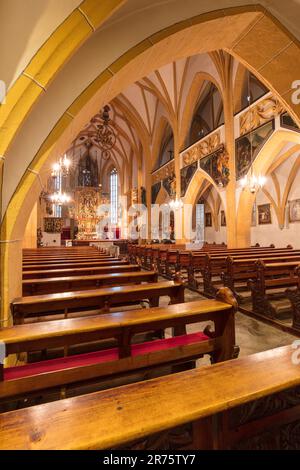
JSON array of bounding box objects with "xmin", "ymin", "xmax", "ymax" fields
[
  {"xmin": 11, "ymin": 280, "xmax": 185, "ymax": 324},
  {"xmin": 0, "ymin": 290, "xmax": 238, "ymax": 406},
  {"xmin": 23, "ymin": 264, "xmax": 141, "ymax": 280},
  {"xmin": 22, "ymin": 259, "xmax": 129, "ymax": 271},
  {"xmin": 22, "ymin": 271, "xmax": 158, "ymax": 296},
  {"xmin": 222, "ymin": 254, "xmax": 300, "ymax": 303},
  {"xmin": 23, "ymin": 255, "xmax": 116, "ymax": 265},
  {"xmin": 202, "ymin": 249, "xmax": 299, "ymax": 296},
  {"xmin": 2, "ymin": 344, "xmax": 300, "ymax": 450},
  {"xmin": 185, "ymin": 247, "xmax": 285, "ymax": 292},
  {"xmin": 286, "ymin": 265, "xmax": 300, "ymax": 330},
  {"xmin": 247, "ymin": 260, "xmax": 300, "ymax": 319}
]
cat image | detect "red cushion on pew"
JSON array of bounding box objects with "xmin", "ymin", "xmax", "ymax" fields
[
  {"xmin": 131, "ymin": 331, "xmax": 209, "ymax": 355},
  {"xmin": 4, "ymin": 332, "xmax": 209, "ymax": 381}
]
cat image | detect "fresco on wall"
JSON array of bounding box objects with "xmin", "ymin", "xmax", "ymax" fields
[
  {"xmin": 205, "ymin": 212, "xmax": 212, "ymax": 227},
  {"xmin": 180, "ymin": 162, "xmax": 198, "ymax": 197},
  {"xmin": 258, "ymin": 203, "xmax": 272, "ymax": 225},
  {"xmin": 199, "ymin": 145, "xmax": 230, "ymax": 188},
  {"xmin": 163, "ymin": 173, "xmax": 176, "ymax": 198},
  {"xmin": 151, "ymin": 182, "xmax": 161, "ymax": 204},
  {"xmin": 235, "ymin": 120, "xmax": 274, "ymax": 180},
  {"xmin": 289, "ymin": 199, "xmax": 300, "ymax": 222}
]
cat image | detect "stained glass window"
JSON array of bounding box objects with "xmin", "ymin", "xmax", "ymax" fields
[{"xmin": 110, "ymin": 168, "xmax": 118, "ymax": 224}]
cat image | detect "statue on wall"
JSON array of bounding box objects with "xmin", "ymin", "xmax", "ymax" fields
[
  {"xmin": 163, "ymin": 172, "xmax": 176, "ymax": 198},
  {"xmin": 37, "ymin": 227, "xmax": 43, "ymax": 247}
]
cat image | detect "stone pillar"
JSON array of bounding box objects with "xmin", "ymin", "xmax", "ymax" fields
[
  {"xmin": 22, "ymin": 202, "xmax": 38, "ymax": 248},
  {"xmin": 223, "ymin": 78, "xmax": 238, "ymax": 248}
]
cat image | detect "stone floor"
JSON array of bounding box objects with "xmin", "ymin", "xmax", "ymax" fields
[{"xmin": 161, "ymin": 285, "xmax": 297, "ymax": 360}]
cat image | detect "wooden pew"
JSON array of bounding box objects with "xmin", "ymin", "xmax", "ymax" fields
[
  {"xmin": 22, "ymin": 259, "xmax": 129, "ymax": 271},
  {"xmin": 165, "ymin": 249, "xmax": 180, "ymax": 279},
  {"xmin": 2, "ymin": 344, "xmax": 300, "ymax": 450},
  {"xmin": 247, "ymin": 260, "xmax": 300, "ymax": 319},
  {"xmin": 0, "ymin": 290, "xmax": 238, "ymax": 407},
  {"xmin": 23, "ymin": 264, "xmax": 141, "ymax": 280},
  {"xmin": 202, "ymin": 249, "xmax": 300, "ymax": 296},
  {"xmin": 222, "ymin": 254, "xmax": 300, "ymax": 303},
  {"xmin": 23, "ymin": 257, "xmax": 117, "ymax": 264},
  {"xmin": 185, "ymin": 247, "xmax": 285, "ymax": 291},
  {"xmin": 286, "ymin": 265, "xmax": 300, "ymax": 330},
  {"xmin": 11, "ymin": 280, "xmax": 185, "ymax": 324},
  {"xmin": 22, "ymin": 271, "xmax": 158, "ymax": 296}
]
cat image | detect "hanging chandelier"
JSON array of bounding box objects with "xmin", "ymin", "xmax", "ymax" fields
[
  {"xmin": 240, "ymin": 173, "xmax": 267, "ymax": 193},
  {"xmin": 240, "ymin": 71, "xmax": 267, "ymax": 193},
  {"xmin": 51, "ymin": 154, "xmax": 71, "ymax": 177},
  {"xmin": 50, "ymin": 191, "xmax": 71, "ymax": 206},
  {"xmin": 92, "ymin": 105, "xmax": 117, "ymax": 160},
  {"xmin": 169, "ymin": 197, "xmax": 183, "ymax": 210}
]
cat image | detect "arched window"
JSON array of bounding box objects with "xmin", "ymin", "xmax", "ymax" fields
[
  {"xmin": 110, "ymin": 168, "xmax": 118, "ymax": 224},
  {"xmin": 78, "ymin": 151, "xmax": 98, "ymax": 187},
  {"xmin": 186, "ymin": 82, "xmax": 224, "ymax": 148},
  {"xmin": 153, "ymin": 123, "xmax": 174, "ymax": 171},
  {"xmin": 238, "ymin": 71, "xmax": 268, "ymax": 112}
]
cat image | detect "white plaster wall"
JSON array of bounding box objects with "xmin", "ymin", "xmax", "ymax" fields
[
  {"xmin": 251, "ymin": 177, "xmax": 300, "ymax": 249},
  {"xmin": 204, "ymin": 225, "xmax": 227, "ymax": 245}
]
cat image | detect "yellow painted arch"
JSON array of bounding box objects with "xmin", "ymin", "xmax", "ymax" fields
[{"xmin": 2, "ymin": 6, "xmax": 300, "ymax": 319}]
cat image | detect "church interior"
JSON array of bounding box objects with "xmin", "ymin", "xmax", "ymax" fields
[{"xmin": 2, "ymin": 0, "xmax": 300, "ymax": 452}]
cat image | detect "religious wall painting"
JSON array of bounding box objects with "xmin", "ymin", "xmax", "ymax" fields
[
  {"xmin": 163, "ymin": 173, "xmax": 176, "ymax": 198},
  {"xmin": 221, "ymin": 210, "xmax": 226, "ymax": 227},
  {"xmin": 258, "ymin": 203, "xmax": 272, "ymax": 225},
  {"xmin": 289, "ymin": 199, "xmax": 300, "ymax": 222},
  {"xmin": 205, "ymin": 212, "xmax": 212, "ymax": 227},
  {"xmin": 151, "ymin": 182, "xmax": 162, "ymax": 204},
  {"xmin": 235, "ymin": 120, "xmax": 275, "ymax": 180},
  {"xmin": 180, "ymin": 162, "xmax": 197, "ymax": 197},
  {"xmin": 44, "ymin": 217, "xmax": 63, "ymax": 233},
  {"xmin": 199, "ymin": 145, "xmax": 230, "ymax": 188}
]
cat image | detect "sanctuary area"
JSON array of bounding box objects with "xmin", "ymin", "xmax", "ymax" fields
[{"xmin": 1, "ymin": 0, "xmax": 300, "ymax": 452}]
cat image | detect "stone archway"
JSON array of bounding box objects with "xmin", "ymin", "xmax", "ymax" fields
[
  {"xmin": 236, "ymin": 129, "xmax": 300, "ymax": 247},
  {"xmin": 3, "ymin": 7, "xmax": 300, "ymax": 321}
]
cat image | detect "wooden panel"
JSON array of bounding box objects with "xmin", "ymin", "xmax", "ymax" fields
[{"xmin": 0, "ymin": 345, "xmax": 298, "ymax": 450}]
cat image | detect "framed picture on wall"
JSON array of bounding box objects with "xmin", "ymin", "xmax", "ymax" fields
[
  {"xmin": 221, "ymin": 210, "xmax": 226, "ymax": 226},
  {"xmin": 205, "ymin": 212, "xmax": 212, "ymax": 227},
  {"xmin": 258, "ymin": 204, "xmax": 272, "ymax": 225},
  {"xmin": 289, "ymin": 199, "xmax": 300, "ymax": 222}
]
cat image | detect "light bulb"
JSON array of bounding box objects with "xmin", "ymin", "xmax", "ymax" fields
[{"xmin": 241, "ymin": 176, "xmax": 247, "ymax": 188}]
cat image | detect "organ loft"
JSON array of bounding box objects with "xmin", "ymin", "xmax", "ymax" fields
[{"xmin": 1, "ymin": 0, "xmax": 300, "ymax": 455}]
